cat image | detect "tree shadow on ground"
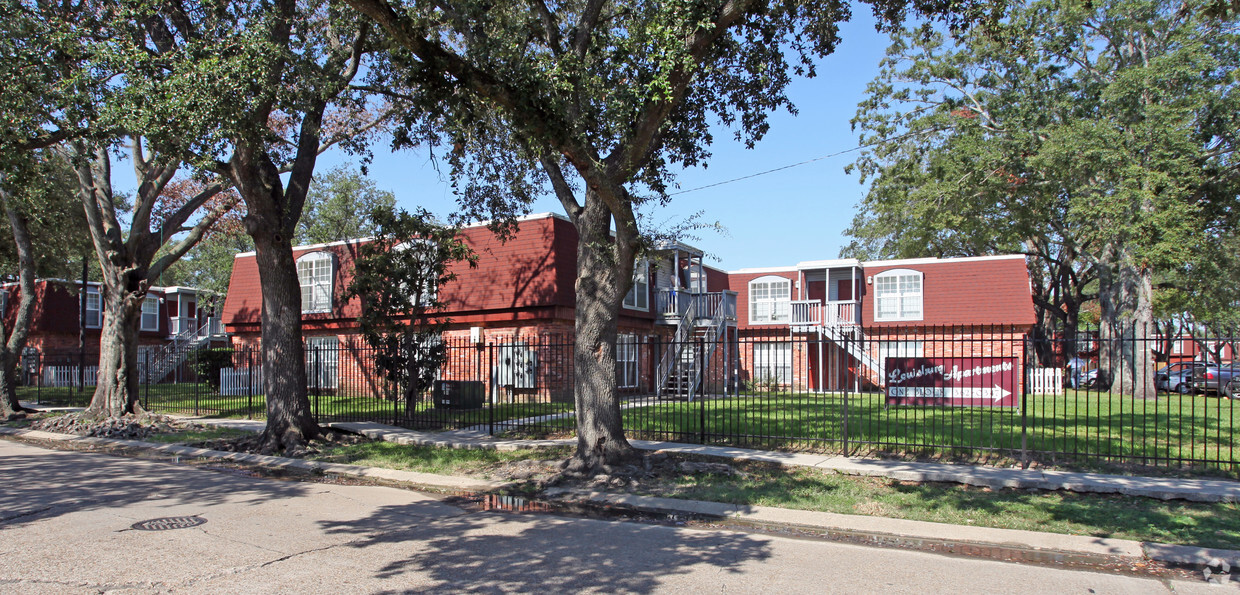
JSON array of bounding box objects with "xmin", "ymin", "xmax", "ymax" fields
[
  {"xmin": 0, "ymin": 438, "xmax": 312, "ymax": 527},
  {"xmin": 318, "ymin": 500, "xmax": 775, "ymax": 593}
]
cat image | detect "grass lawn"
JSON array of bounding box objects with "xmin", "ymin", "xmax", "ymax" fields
[
  {"xmin": 306, "ymin": 440, "xmax": 574, "ymax": 476},
  {"xmin": 302, "ymin": 439, "xmax": 1240, "ymax": 550},
  {"xmin": 618, "ymin": 390, "xmax": 1238, "ymax": 474},
  {"xmin": 17, "ymin": 384, "xmax": 577, "ymax": 428},
  {"xmin": 20, "ymin": 381, "xmax": 1236, "ymax": 475}
]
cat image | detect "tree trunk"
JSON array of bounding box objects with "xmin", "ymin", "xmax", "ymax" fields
[
  {"xmin": 1097, "ymin": 246, "xmax": 1156, "ymax": 400},
  {"xmin": 567, "ymin": 198, "xmax": 636, "ymax": 472},
  {"xmin": 251, "ymin": 226, "xmax": 319, "ymax": 451},
  {"xmin": 0, "ymin": 193, "xmax": 39, "ymax": 418},
  {"xmin": 87, "ymin": 287, "xmax": 145, "ymax": 417},
  {"xmin": 1109, "ymin": 258, "xmax": 1157, "ymax": 400}
]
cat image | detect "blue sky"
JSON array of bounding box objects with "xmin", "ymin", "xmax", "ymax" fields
[{"xmin": 311, "ymin": 12, "xmax": 895, "ymax": 273}]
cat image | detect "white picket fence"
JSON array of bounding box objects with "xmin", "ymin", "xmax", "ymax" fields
[
  {"xmin": 219, "ymin": 366, "xmax": 263, "ymax": 396},
  {"xmin": 1029, "ymin": 367, "xmax": 1063, "ymax": 395},
  {"xmin": 43, "ymin": 365, "xmax": 98, "ymax": 388}
]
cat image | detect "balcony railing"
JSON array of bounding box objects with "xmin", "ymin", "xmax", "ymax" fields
[
  {"xmin": 169, "ymin": 316, "xmax": 224, "ymax": 338},
  {"xmin": 790, "ymin": 300, "xmax": 859, "ymax": 328},
  {"xmin": 655, "ymin": 290, "xmax": 737, "ymax": 322}
]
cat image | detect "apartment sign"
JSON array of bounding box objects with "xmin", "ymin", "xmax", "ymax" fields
[{"xmin": 885, "ymin": 357, "xmax": 1019, "ymax": 407}]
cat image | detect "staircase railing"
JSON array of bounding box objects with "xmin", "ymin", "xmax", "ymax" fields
[
  {"xmin": 140, "ymin": 319, "xmax": 216, "ymax": 384},
  {"xmin": 688, "ymin": 303, "xmax": 731, "ymax": 400},
  {"xmin": 819, "ymin": 323, "xmax": 884, "ymax": 387},
  {"xmin": 655, "ymin": 297, "xmax": 698, "ymax": 397}
]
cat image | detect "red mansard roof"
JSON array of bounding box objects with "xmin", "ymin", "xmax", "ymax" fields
[
  {"xmin": 222, "ymin": 213, "xmax": 665, "ymax": 333},
  {"xmin": 860, "ymin": 255, "xmax": 1035, "ymax": 328},
  {"xmin": 725, "ymin": 255, "xmax": 1036, "ymax": 329}
]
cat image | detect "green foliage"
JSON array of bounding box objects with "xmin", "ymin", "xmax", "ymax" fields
[
  {"xmin": 343, "ymin": 207, "xmax": 476, "ymax": 401},
  {"xmin": 192, "ymin": 348, "xmax": 236, "ymax": 392},
  {"xmin": 847, "ymin": 0, "xmax": 1240, "ymax": 331},
  {"xmin": 296, "ymin": 166, "xmax": 397, "ymax": 245},
  {"xmin": 0, "ymin": 152, "xmax": 92, "ymax": 280}
]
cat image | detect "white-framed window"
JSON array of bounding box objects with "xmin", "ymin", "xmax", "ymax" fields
[
  {"xmin": 1171, "ymin": 339, "xmax": 1185, "ymax": 355},
  {"xmin": 752, "ymin": 341, "xmax": 792, "ymax": 385},
  {"xmin": 878, "ymin": 340, "xmax": 924, "ymax": 374},
  {"xmin": 305, "ymin": 336, "xmax": 339, "ymax": 390},
  {"xmin": 874, "ymin": 269, "xmax": 923, "ymax": 322},
  {"xmin": 623, "ymin": 260, "xmax": 649, "ymax": 311},
  {"xmin": 83, "ymin": 287, "xmax": 102, "ymax": 328},
  {"xmin": 616, "ymin": 334, "xmax": 642, "ymax": 388},
  {"xmin": 140, "ymin": 296, "xmax": 160, "ymax": 332},
  {"xmin": 748, "ymin": 276, "xmax": 791, "ymax": 324},
  {"xmin": 297, "ymin": 252, "xmax": 334, "ymax": 314}
]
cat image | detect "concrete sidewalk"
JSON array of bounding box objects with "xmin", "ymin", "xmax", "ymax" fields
[{"xmin": 2, "ymin": 421, "xmax": 1239, "ymax": 574}]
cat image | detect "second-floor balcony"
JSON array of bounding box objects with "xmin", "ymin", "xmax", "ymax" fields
[
  {"xmin": 170, "ymin": 316, "xmax": 225, "ymax": 338},
  {"xmin": 790, "ymin": 299, "xmax": 859, "ymax": 328},
  {"xmin": 655, "ymin": 289, "xmax": 737, "ymax": 324}
]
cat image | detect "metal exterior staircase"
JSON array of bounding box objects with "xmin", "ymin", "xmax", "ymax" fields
[
  {"xmin": 817, "ymin": 323, "xmax": 885, "ymax": 388},
  {"xmin": 791, "ymin": 299, "xmax": 885, "ymax": 387},
  {"xmin": 655, "ymin": 293, "xmax": 734, "ymax": 401},
  {"xmin": 139, "ymin": 319, "xmax": 218, "ymax": 384}
]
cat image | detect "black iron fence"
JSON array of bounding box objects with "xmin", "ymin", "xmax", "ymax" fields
[{"xmin": 17, "ymin": 325, "xmax": 1238, "ymax": 477}]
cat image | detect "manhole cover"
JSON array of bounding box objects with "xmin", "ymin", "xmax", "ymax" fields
[{"xmin": 131, "ymin": 516, "xmax": 207, "ymax": 531}]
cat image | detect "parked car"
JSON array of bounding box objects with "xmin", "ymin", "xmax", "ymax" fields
[
  {"xmin": 1189, "ymin": 363, "xmax": 1240, "ymax": 397},
  {"xmin": 1155, "ymin": 362, "xmax": 1201, "ymax": 394},
  {"xmin": 1065, "ymin": 357, "xmax": 1101, "ymax": 389}
]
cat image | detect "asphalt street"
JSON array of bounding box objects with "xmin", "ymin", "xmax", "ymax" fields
[{"xmin": 0, "ymin": 439, "xmax": 1228, "ymax": 594}]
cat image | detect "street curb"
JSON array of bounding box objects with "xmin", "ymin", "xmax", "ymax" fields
[
  {"xmin": 0, "ymin": 426, "xmax": 503, "ymax": 493},
  {"xmin": 5, "ymin": 423, "xmax": 1238, "ymax": 570}
]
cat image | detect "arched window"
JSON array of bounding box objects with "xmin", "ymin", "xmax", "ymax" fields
[
  {"xmin": 873, "ymin": 269, "xmax": 923, "ymax": 321},
  {"xmin": 297, "ymin": 252, "xmax": 334, "ymax": 313},
  {"xmin": 748, "ymin": 276, "xmax": 790, "ymax": 324}
]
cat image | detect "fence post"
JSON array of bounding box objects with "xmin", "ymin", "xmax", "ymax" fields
[
  {"xmin": 143, "ymin": 349, "xmax": 150, "ymax": 412},
  {"xmin": 842, "ymin": 333, "xmax": 850, "ymax": 456},
  {"xmin": 193, "ymin": 347, "xmax": 200, "ymax": 417},
  {"xmin": 313, "ymin": 345, "xmax": 321, "ymax": 422},
  {"xmin": 487, "ymin": 342, "xmax": 495, "ymax": 437},
  {"xmin": 246, "ymin": 348, "xmax": 254, "ymax": 420},
  {"xmin": 1021, "ymin": 334, "xmax": 1029, "ymax": 468},
  {"xmin": 698, "ymin": 336, "xmax": 706, "ymax": 444}
]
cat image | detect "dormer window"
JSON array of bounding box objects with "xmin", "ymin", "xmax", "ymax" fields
[
  {"xmin": 297, "ymin": 252, "xmax": 334, "ymax": 314},
  {"xmin": 874, "ymin": 269, "xmax": 923, "ymax": 321},
  {"xmin": 749, "ymin": 276, "xmax": 790, "ymax": 324}
]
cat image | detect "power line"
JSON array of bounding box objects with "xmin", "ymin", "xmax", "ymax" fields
[{"xmin": 667, "ymin": 128, "xmax": 937, "ymax": 196}]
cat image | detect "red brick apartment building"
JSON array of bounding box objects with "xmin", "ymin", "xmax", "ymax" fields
[
  {"xmin": 2, "ymin": 280, "xmax": 224, "ymax": 384},
  {"xmin": 221, "ymin": 213, "xmax": 1036, "ymax": 399}
]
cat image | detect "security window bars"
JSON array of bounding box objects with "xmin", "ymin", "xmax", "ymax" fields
[
  {"xmin": 752, "ymin": 341, "xmax": 792, "ymax": 384},
  {"xmin": 616, "ymin": 334, "xmax": 641, "ymax": 388},
  {"xmin": 305, "ymin": 336, "xmax": 339, "ymax": 390}
]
